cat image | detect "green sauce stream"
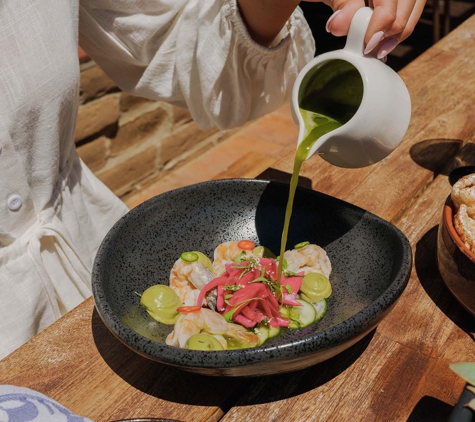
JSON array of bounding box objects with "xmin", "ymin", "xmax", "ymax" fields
[
  {"xmin": 276, "ymin": 60, "xmax": 363, "ymax": 295},
  {"xmin": 276, "ymin": 112, "xmax": 343, "ymax": 291}
]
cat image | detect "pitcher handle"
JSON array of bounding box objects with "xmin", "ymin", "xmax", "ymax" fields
[{"xmin": 343, "ymin": 7, "xmax": 373, "ymax": 56}]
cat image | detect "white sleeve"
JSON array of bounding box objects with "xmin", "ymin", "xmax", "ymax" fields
[{"xmin": 78, "ymin": 0, "xmax": 315, "ymax": 130}]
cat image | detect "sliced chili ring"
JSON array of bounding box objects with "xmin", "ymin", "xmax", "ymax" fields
[
  {"xmin": 237, "ymin": 240, "xmax": 256, "ymax": 250},
  {"xmin": 177, "ymin": 306, "xmax": 201, "ymax": 313},
  {"xmin": 180, "ymin": 251, "xmax": 199, "ymax": 262},
  {"xmin": 294, "ymin": 241, "xmax": 310, "ymax": 249}
]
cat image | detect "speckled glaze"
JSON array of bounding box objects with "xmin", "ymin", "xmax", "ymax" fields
[
  {"xmin": 437, "ymin": 196, "xmax": 475, "ymax": 316},
  {"xmin": 92, "ymin": 179, "xmax": 412, "ymax": 377}
]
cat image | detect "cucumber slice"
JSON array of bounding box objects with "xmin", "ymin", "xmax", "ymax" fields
[
  {"xmin": 313, "ymin": 298, "xmax": 328, "ymax": 321},
  {"xmin": 279, "ymin": 306, "xmax": 290, "ymax": 318},
  {"xmin": 268, "ymin": 325, "xmax": 281, "ymax": 338},
  {"xmin": 253, "ymin": 325, "xmax": 270, "ymax": 345},
  {"xmin": 288, "ymin": 299, "xmax": 317, "ymax": 329}
]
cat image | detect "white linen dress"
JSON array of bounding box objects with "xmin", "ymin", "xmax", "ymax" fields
[{"xmin": 0, "ymin": 0, "xmax": 315, "ymax": 359}]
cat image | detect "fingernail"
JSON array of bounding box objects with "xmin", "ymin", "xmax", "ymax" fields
[
  {"xmin": 325, "ymin": 10, "xmax": 341, "ymax": 33},
  {"xmin": 377, "ymin": 38, "xmax": 398, "ymax": 59},
  {"xmin": 364, "ymin": 31, "xmax": 385, "ymax": 55}
]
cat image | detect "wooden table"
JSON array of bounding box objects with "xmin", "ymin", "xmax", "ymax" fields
[{"xmin": 2, "ymin": 15, "xmax": 475, "ymax": 422}]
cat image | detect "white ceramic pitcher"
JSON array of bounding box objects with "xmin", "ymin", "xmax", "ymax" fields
[{"xmin": 291, "ymin": 7, "xmax": 411, "ymax": 168}]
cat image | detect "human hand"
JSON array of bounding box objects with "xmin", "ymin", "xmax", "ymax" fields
[{"xmin": 303, "ymin": 0, "xmax": 427, "ymax": 59}]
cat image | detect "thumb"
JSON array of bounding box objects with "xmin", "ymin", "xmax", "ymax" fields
[{"xmin": 324, "ymin": 0, "xmax": 365, "ymax": 37}]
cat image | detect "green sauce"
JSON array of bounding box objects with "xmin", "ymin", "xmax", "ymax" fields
[
  {"xmin": 298, "ymin": 60, "xmax": 364, "ymax": 125},
  {"xmin": 140, "ymin": 285, "xmax": 182, "ymax": 325},
  {"xmin": 185, "ymin": 333, "xmax": 224, "ymax": 351},
  {"xmin": 276, "ymin": 115, "xmax": 342, "ymax": 288},
  {"xmin": 225, "ymin": 336, "xmax": 258, "ymax": 350},
  {"xmin": 277, "ymin": 60, "xmax": 363, "ymax": 288},
  {"xmin": 300, "ymin": 273, "xmax": 332, "ymax": 303},
  {"xmin": 120, "ymin": 303, "xmax": 164, "ymax": 342}
]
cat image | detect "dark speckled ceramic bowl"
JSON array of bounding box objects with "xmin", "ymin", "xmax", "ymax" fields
[{"xmin": 92, "ymin": 179, "xmax": 412, "ymax": 377}]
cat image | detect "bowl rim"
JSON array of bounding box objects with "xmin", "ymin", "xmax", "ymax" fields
[
  {"xmin": 443, "ymin": 196, "xmax": 475, "ymax": 263},
  {"xmin": 92, "ymin": 178, "xmax": 413, "ymax": 371}
]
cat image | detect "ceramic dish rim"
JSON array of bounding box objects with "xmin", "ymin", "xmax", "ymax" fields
[{"xmin": 443, "ymin": 196, "xmax": 475, "ymax": 263}]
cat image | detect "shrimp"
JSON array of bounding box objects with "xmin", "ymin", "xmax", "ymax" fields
[
  {"xmin": 169, "ymin": 259, "xmax": 214, "ymax": 306},
  {"xmin": 165, "ymin": 308, "xmax": 259, "ymax": 349},
  {"xmin": 284, "ymin": 243, "xmax": 332, "ymax": 278},
  {"xmin": 213, "ymin": 241, "xmax": 257, "ymax": 275}
]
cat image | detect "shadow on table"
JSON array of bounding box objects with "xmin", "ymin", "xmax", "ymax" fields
[
  {"xmin": 406, "ymin": 396, "xmax": 453, "ymax": 422},
  {"xmin": 92, "ymin": 309, "xmax": 374, "ymax": 408},
  {"xmin": 414, "ymin": 226, "xmax": 475, "ymax": 338},
  {"xmin": 233, "ymin": 330, "xmax": 375, "ymax": 406},
  {"xmin": 409, "ymin": 139, "xmax": 464, "ymax": 174}
]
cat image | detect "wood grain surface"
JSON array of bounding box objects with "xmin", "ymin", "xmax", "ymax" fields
[{"xmin": 2, "ymin": 13, "xmax": 475, "ymax": 422}]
